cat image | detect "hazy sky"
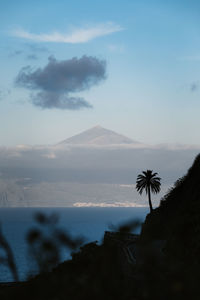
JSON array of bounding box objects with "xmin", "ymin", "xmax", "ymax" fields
[{"xmin": 1, "ymin": 0, "xmax": 200, "ymax": 146}]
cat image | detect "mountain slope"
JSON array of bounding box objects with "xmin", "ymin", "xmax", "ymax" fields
[
  {"xmin": 141, "ymin": 153, "xmax": 200, "ymax": 260},
  {"xmin": 58, "ymin": 125, "xmax": 138, "ymax": 145}
]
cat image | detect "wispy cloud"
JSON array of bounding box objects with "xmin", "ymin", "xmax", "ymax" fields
[
  {"xmin": 8, "ymin": 44, "xmax": 49, "ymax": 60},
  {"xmin": 25, "ymin": 44, "xmax": 49, "ymax": 53},
  {"xmin": 11, "ymin": 23, "xmax": 123, "ymax": 44},
  {"xmin": 9, "ymin": 50, "xmax": 23, "ymax": 57},
  {"xmin": 190, "ymin": 81, "xmax": 199, "ymax": 92},
  {"xmin": 0, "ymin": 88, "xmax": 11, "ymax": 101},
  {"xmin": 26, "ymin": 54, "xmax": 38, "ymax": 60}
]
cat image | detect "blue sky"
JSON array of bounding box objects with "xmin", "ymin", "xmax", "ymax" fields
[{"xmin": 1, "ymin": 0, "xmax": 200, "ymax": 145}]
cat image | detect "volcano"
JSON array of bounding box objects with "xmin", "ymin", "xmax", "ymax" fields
[{"xmin": 58, "ymin": 125, "xmax": 139, "ymax": 146}]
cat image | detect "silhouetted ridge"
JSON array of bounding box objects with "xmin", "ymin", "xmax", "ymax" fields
[
  {"xmin": 141, "ymin": 153, "xmax": 200, "ymax": 260},
  {"xmin": 160, "ymin": 153, "xmax": 200, "ymax": 207},
  {"xmin": 2, "ymin": 156, "xmax": 200, "ymax": 299}
]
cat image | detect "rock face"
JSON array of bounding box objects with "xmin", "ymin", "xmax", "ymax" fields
[{"xmin": 58, "ymin": 125, "xmax": 138, "ymax": 145}]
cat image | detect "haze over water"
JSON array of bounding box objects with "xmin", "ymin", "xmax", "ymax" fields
[{"xmin": 0, "ymin": 207, "xmax": 148, "ymax": 282}]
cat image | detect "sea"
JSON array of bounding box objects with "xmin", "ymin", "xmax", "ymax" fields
[{"xmin": 0, "ymin": 207, "xmax": 149, "ymax": 282}]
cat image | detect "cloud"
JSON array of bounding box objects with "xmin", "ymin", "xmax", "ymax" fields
[
  {"xmin": 9, "ymin": 50, "xmax": 23, "ymax": 57},
  {"xmin": 27, "ymin": 54, "xmax": 38, "ymax": 60},
  {"xmin": 0, "ymin": 89, "xmax": 11, "ymax": 101},
  {"xmin": 26, "ymin": 44, "xmax": 49, "ymax": 59},
  {"xmin": 26, "ymin": 44, "xmax": 49, "ymax": 53},
  {"xmin": 11, "ymin": 22, "xmax": 123, "ymax": 43},
  {"xmin": 190, "ymin": 82, "xmax": 199, "ymax": 92},
  {"xmin": 0, "ymin": 144, "xmax": 199, "ymax": 192},
  {"xmin": 9, "ymin": 44, "xmax": 49, "ymax": 60},
  {"xmin": 15, "ymin": 55, "xmax": 106, "ymax": 109}
]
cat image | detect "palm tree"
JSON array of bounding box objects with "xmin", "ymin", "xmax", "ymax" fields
[{"xmin": 136, "ymin": 170, "xmax": 161, "ymax": 213}]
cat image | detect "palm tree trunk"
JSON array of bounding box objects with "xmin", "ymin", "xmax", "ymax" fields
[{"xmin": 147, "ymin": 186, "xmax": 153, "ymax": 213}]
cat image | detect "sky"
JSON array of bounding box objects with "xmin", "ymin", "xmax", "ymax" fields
[{"xmin": 1, "ymin": 0, "xmax": 200, "ymax": 146}]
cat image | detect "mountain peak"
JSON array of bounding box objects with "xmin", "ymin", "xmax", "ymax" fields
[
  {"xmin": 59, "ymin": 126, "xmax": 138, "ymax": 146},
  {"xmin": 93, "ymin": 125, "xmax": 102, "ymax": 129}
]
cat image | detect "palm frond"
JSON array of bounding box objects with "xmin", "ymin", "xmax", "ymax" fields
[{"xmin": 136, "ymin": 170, "xmax": 161, "ymax": 195}]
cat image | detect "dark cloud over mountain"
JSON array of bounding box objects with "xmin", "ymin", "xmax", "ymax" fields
[{"xmin": 15, "ymin": 55, "xmax": 106, "ymax": 109}]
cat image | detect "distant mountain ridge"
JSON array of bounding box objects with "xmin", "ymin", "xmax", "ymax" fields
[{"xmin": 59, "ymin": 125, "xmax": 139, "ymax": 145}]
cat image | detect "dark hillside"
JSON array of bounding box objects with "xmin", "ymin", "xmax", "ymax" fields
[
  {"xmin": 141, "ymin": 153, "xmax": 200, "ymax": 261},
  {"xmin": 1, "ymin": 155, "xmax": 200, "ymax": 299}
]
